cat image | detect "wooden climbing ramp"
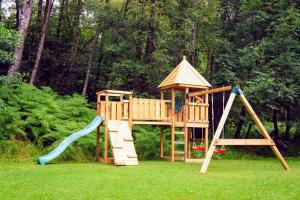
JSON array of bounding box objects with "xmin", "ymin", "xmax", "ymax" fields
[{"xmin": 108, "ymin": 120, "xmax": 139, "ymax": 166}]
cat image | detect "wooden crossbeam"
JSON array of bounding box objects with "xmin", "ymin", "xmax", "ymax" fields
[
  {"xmin": 189, "ymin": 86, "xmax": 232, "ymax": 97},
  {"xmin": 213, "ymin": 139, "xmax": 275, "ymax": 146}
]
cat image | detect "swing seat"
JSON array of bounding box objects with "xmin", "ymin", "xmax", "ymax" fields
[
  {"xmin": 214, "ymin": 148, "xmax": 226, "ymax": 154},
  {"xmin": 192, "ymin": 146, "xmax": 205, "ymax": 151}
]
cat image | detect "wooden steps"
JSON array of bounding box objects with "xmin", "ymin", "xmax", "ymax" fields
[{"xmin": 108, "ymin": 120, "xmax": 139, "ymax": 166}]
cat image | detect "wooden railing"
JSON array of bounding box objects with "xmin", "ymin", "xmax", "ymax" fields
[{"xmin": 99, "ymin": 98, "xmax": 208, "ymax": 123}]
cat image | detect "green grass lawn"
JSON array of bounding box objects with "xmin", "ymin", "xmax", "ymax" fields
[{"xmin": 0, "ymin": 159, "xmax": 299, "ymax": 200}]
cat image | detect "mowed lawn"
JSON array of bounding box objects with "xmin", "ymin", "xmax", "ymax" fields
[{"xmin": 0, "ymin": 159, "xmax": 299, "ymax": 200}]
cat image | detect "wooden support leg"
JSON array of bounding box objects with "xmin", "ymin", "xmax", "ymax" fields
[
  {"xmin": 160, "ymin": 127, "xmax": 164, "ymax": 158},
  {"xmin": 200, "ymin": 92, "xmax": 236, "ymax": 173},
  {"xmin": 188, "ymin": 128, "xmax": 191, "ymax": 159},
  {"xmin": 239, "ymin": 93, "xmax": 290, "ymax": 171},
  {"xmin": 96, "ymin": 126, "xmax": 100, "ymax": 162},
  {"xmin": 205, "ymin": 127, "xmax": 208, "ymax": 156},
  {"xmin": 171, "ymin": 89, "xmax": 175, "ymax": 162},
  {"xmin": 104, "ymin": 124, "xmax": 108, "ymax": 163}
]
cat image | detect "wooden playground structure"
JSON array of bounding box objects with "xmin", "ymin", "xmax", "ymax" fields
[{"xmin": 94, "ymin": 56, "xmax": 290, "ymax": 173}]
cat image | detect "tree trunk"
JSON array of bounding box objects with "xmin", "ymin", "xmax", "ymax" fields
[
  {"xmin": 234, "ymin": 107, "xmax": 246, "ymax": 138},
  {"xmin": 191, "ymin": 21, "xmax": 196, "ymax": 67},
  {"xmin": 15, "ymin": 0, "xmax": 20, "ymax": 29},
  {"xmin": 29, "ymin": 0, "xmax": 54, "ymax": 84},
  {"xmin": 56, "ymin": 0, "xmax": 65, "ymax": 39},
  {"xmin": 56, "ymin": 0, "xmax": 82, "ymax": 83},
  {"xmin": 0, "ymin": 0, "xmax": 2, "ymax": 21},
  {"xmin": 8, "ymin": 0, "xmax": 33, "ymax": 76},
  {"xmin": 245, "ymin": 123, "xmax": 252, "ymax": 139},
  {"xmin": 82, "ymin": 25, "xmax": 101, "ymax": 96},
  {"xmin": 285, "ymin": 107, "xmax": 291, "ymax": 140},
  {"xmin": 37, "ymin": 0, "xmax": 43, "ymax": 26},
  {"xmin": 143, "ymin": 0, "xmax": 155, "ymax": 63},
  {"xmin": 273, "ymin": 109, "xmax": 279, "ymax": 139}
]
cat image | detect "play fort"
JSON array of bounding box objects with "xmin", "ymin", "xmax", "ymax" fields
[{"xmin": 38, "ymin": 56, "xmax": 289, "ymax": 173}]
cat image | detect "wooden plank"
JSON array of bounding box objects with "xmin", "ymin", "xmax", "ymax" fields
[
  {"xmin": 239, "ymin": 93, "xmax": 290, "ymax": 171},
  {"xmin": 155, "ymin": 100, "xmax": 160, "ymax": 120},
  {"xmin": 111, "ymin": 102, "xmax": 117, "ymax": 120},
  {"xmin": 185, "ymin": 158, "xmax": 204, "ymax": 163},
  {"xmin": 161, "ymin": 156, "xmax": 184, "ymax": 161},
  {"xmin": 138, "ymin": 99, "xmax": 144, "ymax": 120},
  {"xmin": 96, "ymin": 90, "xmax": 133, "ymax": 95},
  {"xmin": 160, "ymin": 91, "xmax": 165, "ymax": 120},
  {"xmin": 116, "ymin": 102, "xmax": 122, "ymax": 120},
  {"xmin": 144, "ymin": 99, "xmax": 149, "ymax": 120},
  {"xmin": 195, "ymin": 105, "xmax": 200, "ymax": 121},
  {"xmin": 128, "ymin": 94, "xmax": 133, "ymax": 130},
  {"xmin": 100, "ymin": 102, "xmax": 105, "ymax": 116},
  {"xmin": 189, "ymin": 105, "xmax": 194, "ymax": 121},
  {"xmin": 214, "ymin": 139, "xmax": 275, "ymax": 146},
  {"xmin": 133, "ymin": 121, "xmax": 172, "ymax": 125},
  {"xmin": 175, "ymin": 131, "xmax": 184, "ymax": 135},
  {"xmin": 200, "ymin": 92, "xmax": 236, "ymax": 173},
  {"xmin": 132, "ymin": 98, "xmax": 138, "ymax": 120},
  {"xmin": 123, "ymin": 102, "xmax": 128, "ymax": 119},
  {"xmin": 149, "ymin": 99, "xmax": 155, "ymax": 120},
  {"xmin": 189, "ymin": 86, "xmax": 232, "ymax": 97}
]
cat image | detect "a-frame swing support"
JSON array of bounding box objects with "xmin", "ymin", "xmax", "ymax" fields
[{"xmin": 200, "ymin": 86, "xmax": 290, "ymax": 173}]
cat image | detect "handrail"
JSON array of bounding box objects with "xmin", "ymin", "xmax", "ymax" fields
[
  {"xmin": 96, "ymin": 90, "xmax": 133, "ymax": 95},
  {"xmin": 188, "ymin": 86, "xmax": 232, "ymax": 97}
]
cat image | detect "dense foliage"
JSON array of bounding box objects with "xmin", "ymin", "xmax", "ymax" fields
[{"xmin": 0, "ymin": 23, "xmax": 18, "ymax": 63}]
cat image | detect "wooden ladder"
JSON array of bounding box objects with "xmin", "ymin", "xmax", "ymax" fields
[{"xmin": 107, "ymin": 120, "xmax": 139, "ymax": 166}]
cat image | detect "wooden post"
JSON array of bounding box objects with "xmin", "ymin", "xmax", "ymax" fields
[
  {"xmin": 128, "ymin": 94, "xmax": 133, "ymax": 130},
  {"xmin": 239, "ymin": 93, "xmax": 290, "ymax": 171},
  {"xmin": 200, "ymin": 92, "xmax": 236, "ymax": 173},
  {"xmin": 104, "ymin": 93, "xmax": 109, "ymax": 163},
  {"xmin": 95, "ymin": 126, "xmax": 100, "ymax": 161},
  {"xmin": 205, "ymin": 93, "xmax": 209, "ymax": 155},
  {"xmin": 171, "ymin": 88, "xmax": 175, "ymax": 162},
  {"xmin": 160, "ymin": 127, "xmax": 164, "ymax": 158},
  {"xmin": 188, "ymin": 128, "xmax": 191, "ymax": 159},
  {"xmin": 97, "ymin": 94, "xmax": 102, "ymax": 116},
  {"xmin": 160, "ymin": 91, "xmax": 164, "ymax": 120},
  {"xmin": 205, "ymin": 128, "xmax": 208, "ymax": 155},
  {"xmin": 184, "ymin": 88, "xmax": 189, "ymax": 160}
]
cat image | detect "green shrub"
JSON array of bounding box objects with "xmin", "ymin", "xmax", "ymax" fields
[
  {"xmin": 0, "ymin": 79, "xmax": 96, "ymax": 161},
  {"xmin": 0, "ymin": 23, "xmax": 19, "ymax": 64}
]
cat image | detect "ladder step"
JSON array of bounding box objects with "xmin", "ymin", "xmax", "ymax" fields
[
  {"xmin": 175, "ymin": 131, "xmax": 184, "ymax": 135},
  {"xmin": 127, "ymin": 154, "xmax": 138, "ymax": 158},
  {"xmin": 174, "ymin": 151, "xmax": 184, "ymax": 155},
  {"xmin": 174, "ymin": 141, "xmax": 184, "ymax": 145},
  {"xmin": 124, "ymin": 136, "xmax": 133, "ymax": 141}
]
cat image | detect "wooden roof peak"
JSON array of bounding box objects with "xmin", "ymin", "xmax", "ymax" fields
[{"xmin": 158, "ymin": 56, "xmax": 211, "ymax": 89}]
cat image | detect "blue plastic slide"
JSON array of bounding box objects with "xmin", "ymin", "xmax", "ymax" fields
[{"xmin": 37, "ymin": 116, "xmax": 104, "ymax": 165}]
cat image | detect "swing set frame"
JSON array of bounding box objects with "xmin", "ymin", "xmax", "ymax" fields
[{"xmin": 189, "ymin": 85, "xmax": 290, "ymax": 173}]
